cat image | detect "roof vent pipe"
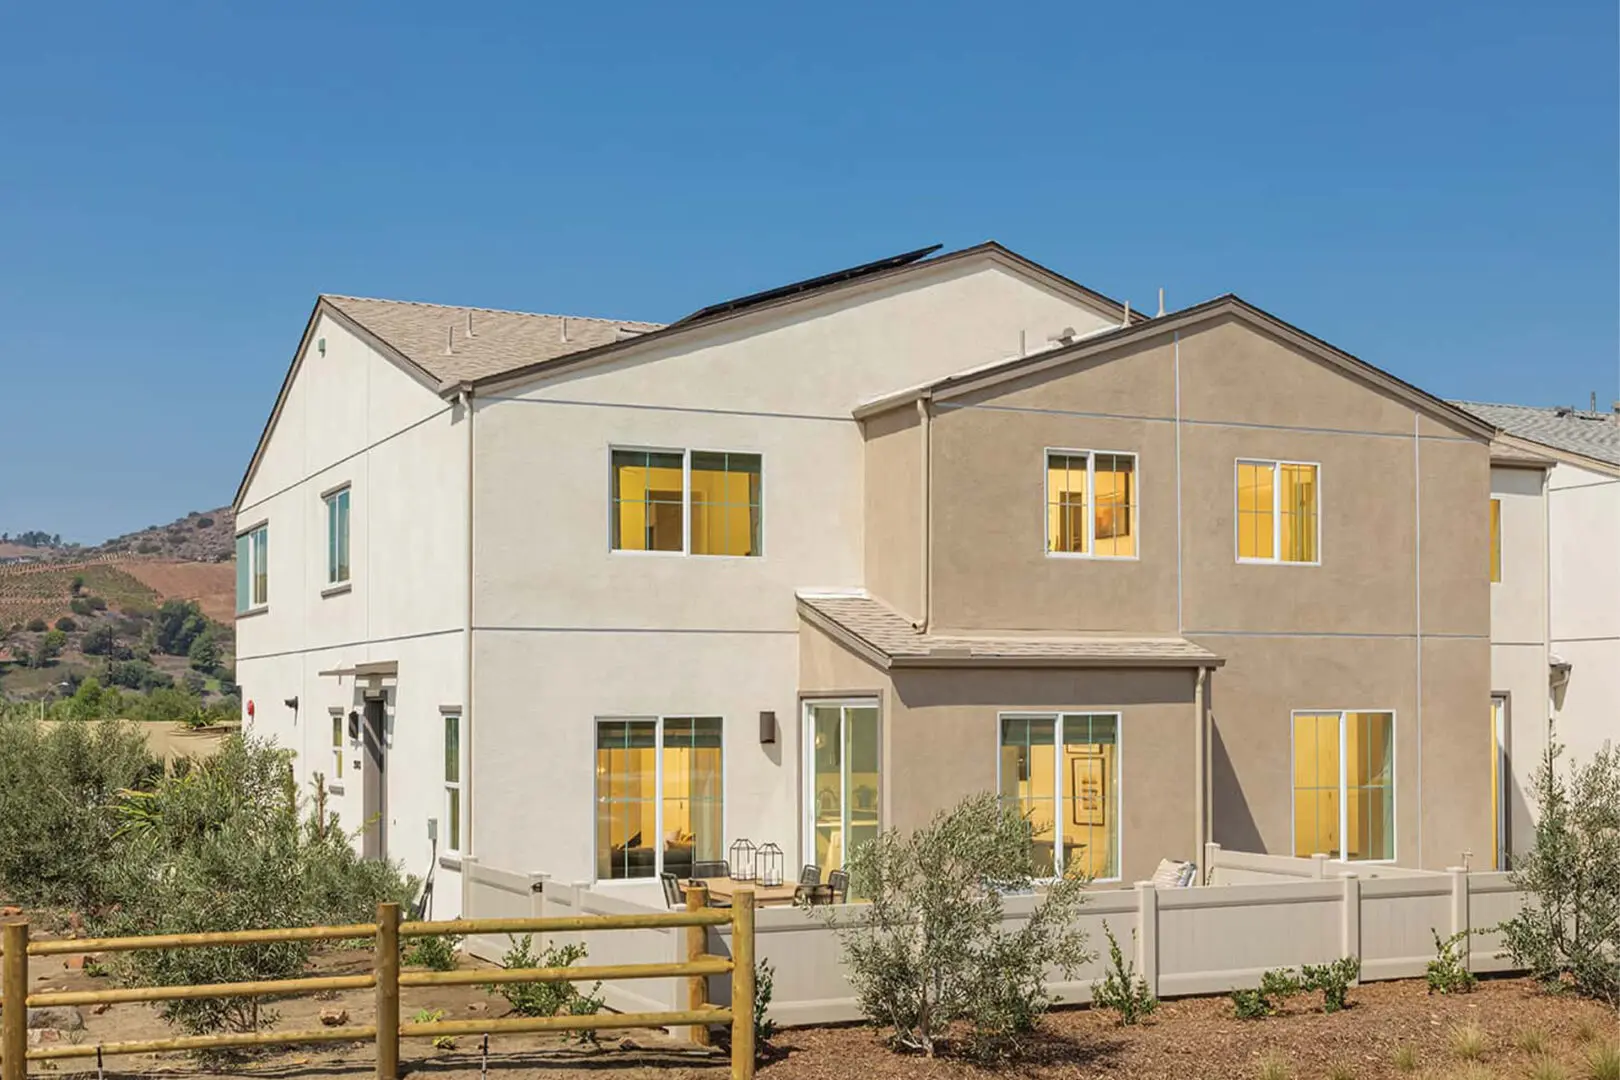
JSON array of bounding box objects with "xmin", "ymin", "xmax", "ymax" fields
[
  {"xmin": 466, "ymin": 311, "xmax": 476, "ymax": 338},
  {"xmin": 1157, "ymin": 288, "xmax": 1166, "ymax": 317},
  {"xmin": 1121, "ymin": 300, "xmax": 1131, "ymax": 326},
  {"xmin": 444, "ymin": 325, "xmax": 454, "ymax": 355},
  {"xmin": 560, "ymin": 317, "xmax": 569, "ymax": 343}
]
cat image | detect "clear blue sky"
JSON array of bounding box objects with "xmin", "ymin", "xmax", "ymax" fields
[{"xmin": 1, "ymin": 1, "xmax": 1615, "ymax": 542}]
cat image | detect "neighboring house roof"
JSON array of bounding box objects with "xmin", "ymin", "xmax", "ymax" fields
[
  {"xmin": 322, "ymin": 296, "xmax": 664, "ymax": 387},
  {"xmin": 798, "ymin": 592, "xmax": 1223, "ymax": 670},
  {"xmin": 1451, "ymin": 401, "xmax": 1620, "ymax": 469},
  {"xmin": 853, "ymin": 294, "xmax": 1497, "ymax": 441}
]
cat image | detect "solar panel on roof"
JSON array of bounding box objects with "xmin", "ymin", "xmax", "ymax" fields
[{"xmin": 671, "ymin": 244, "xmax": 943, "ymax": 327}]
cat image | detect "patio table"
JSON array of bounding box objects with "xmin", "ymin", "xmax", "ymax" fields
[{"xmin": 696, "ymin": 877, "xmax": 800, "ymax": 907}]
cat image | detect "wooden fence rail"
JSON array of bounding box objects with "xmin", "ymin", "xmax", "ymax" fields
[{"xmin": 0, "ymin": 891, "xmax": 755, "ymax": 1080}]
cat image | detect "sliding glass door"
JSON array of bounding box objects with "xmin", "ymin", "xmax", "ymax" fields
[{"xmin": 803, "ymin": 701, "xmax": 879, "ymax": 881}]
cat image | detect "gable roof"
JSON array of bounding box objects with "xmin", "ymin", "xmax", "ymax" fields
[
  {"xmin": 798, "ymin": 592, "xmax": 1222, "ymax": 670},
  {"xmin": 1451, "ymin": 401, "xmax": 1620, "ymax": 469},
  {"xmin": 852, "ymin": 294, "xmax": 1496, "ymax": 441},
  {"xmin": 235, "ymin": 242, "xmax": 1143, "ymax": 510}
]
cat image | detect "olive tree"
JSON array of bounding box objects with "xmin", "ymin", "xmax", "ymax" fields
[
  {"xmin": 821, "ymin": 792, "xmax": 1092, "ymax": 1058},
  {"xmin": 1501, "ymin": 739, "xmax": 1620, "ymax": 1007}
]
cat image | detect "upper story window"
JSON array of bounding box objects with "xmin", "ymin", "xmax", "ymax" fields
[
  {"xmin": 235, "ymin": 524, "xmax": 268, "ymax": 613},
  {"xmin": 1489, "ymin": 498, "xmax": 1502, "ymax": 583},
  {"xmin": 325, "ymin": 486, "xmax": 351, "ymax": 586},
  {"xmin": 610, "ymin": 448, "xmax": 762, "ymax": 557},
  {"xmin": 1236, "ymin": 460, "xmax": 1319, "ymax": 564},
  {"xmin": 1045, "ymin": 450, "xmax": 1137, "ymax": 558}
]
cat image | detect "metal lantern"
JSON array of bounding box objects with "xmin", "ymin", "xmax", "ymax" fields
[
  {"xmin": 757, "ymin": 842, "xmax": 785, "ymax": 888},
  {"xmin": 729, "ymin": 838, "xmax": 757, "ymax": 882}
]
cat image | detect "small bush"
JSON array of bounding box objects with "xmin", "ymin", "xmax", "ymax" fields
[
  {"xmin": 1528, "ymin": 1058, "xmax": 1569, "ymax": 1080},
  {"xmin": 1325, "ymin": 1063, "xmax": 1356, "ymax": 1080},
  {"xmin": 1448, "ymin": 1020, "xmax": 1488, "ymax": 1061},
  {"xmin": 1301, "ymin": 956, "xmax": 1360, "ymax": 1013},
  {"xmin": 88, "ymin": 595, "xmax": 107, "ymax": 611},
  {"xmin": 403, "ymin": 933, "xmax": 462, "ymax": 971},
  {"xmin": 25, "ymin": 617, "xmax": 46, "ymax": 633},
  {"xmin": 196, "ymin": 516, "xmax": 215, "ymax": 529},
  {"xmin": 1515, "ymin": 1027, "xmax": 1549, "ymax": 1055},
  {"xmin": 1255, "ymin": 1054, "xmax": 1292, "ymax": 1080},
  {"xmin": 1426, "ymin": 928, "xmax": 1476, "ymax": 994},
  {"xmin": 413, "ymin": 1009, "xmax": 455, "ymax": 1051},
  {"xmin": 81, "ymin": 624, "xmax": 117, "ymax": 656},
  {"xmin": 823, "ymin": 792, "xmax": 1092, "ymax": 1059},
  {"xmin": 69, "ymin": 598, "xmax": 93, "ymax": 617},
  {"xmin": 1391, "ymin": 1044, "xmax": 1418, "ymax": 1072},
  {"xmin": 754, "ymin": 958, "xmax": 777, "ymax": 1057},
  {"xmin": 1091, "ymin": 923, "xmax": 1157, "ymax": 1025},
  {"xmin": 53, "ymin": 615, "xmax": 76, "ymax": 632},
  {"xmin": 1260, "ymin": 967, "xmax": 1302, "ymax": 1002},
  {"xmin": 70, "ymin": 575, "xmax": 85, "ymax": 595},
  {"xmin": 135, "ymin": 540, "xmax": 161, "ymax": 554},
  {"xmin": 1231, "ymin": 987, "xmax": 1270, "ymax": 1020},
  {"xmin": 482, "ymin": 936, "xmax": 603, "ymax": 1043}
]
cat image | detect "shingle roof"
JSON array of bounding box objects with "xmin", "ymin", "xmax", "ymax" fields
[
  {"xmin": 1452, "ymin": 401, "xmax": 1620, "ymax": 468},
  {"xmin": 798, "ymin": 592, "xmax": 1222, "ymax": 669},
  {"xmin": 323, "ymin": 295, "xmax": 663, "ymax": 386}
]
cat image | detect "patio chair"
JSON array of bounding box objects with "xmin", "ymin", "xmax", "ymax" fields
[
  {"xmin": 798, "ymin": 863, "xmax": 822, "ymax": 887},
  {"xmin": 692, "ymin": 860, "xmax": 730, "ymax": 879},
  {"xmin": 660, "ymin": 871, "xmax": 683, "ymax": 909},
  {"xmin": 827, "ymin": 869, "xmax": 849, "ymax": 904},
  {"xmin": 1150, "ymin": 859, "xmax": 1197, "ymax": 888}
]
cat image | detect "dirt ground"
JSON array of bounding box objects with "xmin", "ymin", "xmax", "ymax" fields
[
  {"xmin": 115, "ymin": 560, "xmax": 236, "ymax": 623},
  {"xmin": 19, "ymin": 948, "xmax": 1620, "ymax": 1079}
]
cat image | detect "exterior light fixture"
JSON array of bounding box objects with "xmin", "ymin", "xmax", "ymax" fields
[{"xmin": 758, "ymin": 710, "xmax": 777, "ymax": 744}]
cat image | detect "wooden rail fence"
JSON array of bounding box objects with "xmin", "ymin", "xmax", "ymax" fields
[{"xmin": 1, "ymin": 890, "xmax": 756, "ymax": 1079}]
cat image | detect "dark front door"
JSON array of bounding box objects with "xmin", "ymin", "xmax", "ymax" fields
[{"xmin": 361, "ymin": 696, "xmax": 387, "ymax": 859}]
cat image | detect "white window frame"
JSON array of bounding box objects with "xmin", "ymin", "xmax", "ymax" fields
[
  {"xmin": 800, "ymin": 698, "xmax": 883, "ymax": 876},
  {"xmin": 593, "ymin": 714, "xmax": 727, "ymax": 884},
  {"xmin": 1043, "ymin": 448, "xmax": 1140, "ymax": 561},
  {"xmin": 994, "ymin": 711, "xmax": 1124, "ymax": 883},
  {"xmin": 442, "ymin": 711, "xmax": 463, "ymax": 856},
  {"xmin": 1234, "ymin": 458, "xmax": 1323, "ymax": 566},
  {"xmin": 1288, "ymin": 708, "xmax": 1397, "ymax": 864},
  {"xmin": 607, "ymin": 446, "xmax": 764, "ymax": 559},
  {"xmin": 236, "ymin": 522, "xmax": 269, "ymax": 613},
  {"xmin": 327, "ymin": 707, "xmax": 346, "ymax": 793},
  {"xmin": 322, "ymin": 483, "xmax": 351, "ymax": 587}
]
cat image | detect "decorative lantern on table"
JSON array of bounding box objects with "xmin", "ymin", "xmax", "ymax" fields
[
  {"xmin": 729, "ymin": 838, "xmax": 757, "ymax": 881},
  {"xmin": 757, "ymin": 842, "xmax": 785, "ymax": 888}
]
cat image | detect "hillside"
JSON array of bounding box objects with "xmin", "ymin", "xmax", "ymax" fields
[{"xmin": 88, "ymin": 506, "xmax": 236, "ymax": 563}]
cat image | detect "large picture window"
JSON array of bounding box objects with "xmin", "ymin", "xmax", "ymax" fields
[
  {"xmin": 596, "ymin": 717, "xmax": 723, "ymax": 881},
  {"xmin": 1237, "ymin": 460, "xmax": 1318, "ymax": 563},
  {"xmin": 804, "ymin": 701, "xmax": 880, "ymax": 881},
  {"xmin": 611, "ymin": 449, "xmax": 761, "ymax": 556},
  {"xmin": 235, "ymin": 524, "xmax": 268, "ymax": 613},
  {"xmin": 1046, "ymin": 450, "xmax": 1137, "ymax": 558},
  {"xmin": 998, "ymin": 713, "xmax": 1120, "ymax": 880},
  {"xmin": 1292, "ymin": 710, "xmax": 1394, "ymax": 861}
]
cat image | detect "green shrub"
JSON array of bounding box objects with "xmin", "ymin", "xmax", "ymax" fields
[
  {"xmin": 0, "ymin": 716, "xmax": 160, "ymax": 909},
  {"xmin": 1231, "ymin": 987, "xmax": 1270, "ymax": 1020},
  {"xmin": 1502, "ymin": 740, "xmax": 1620, "ymax": 1008},
  {"xmin": 1260, "ymin": 967, "xmax": 1302, "ymax": 1001},
  {"xmin": 403, "ymin": 933, "xmax": 462, "ymax": 971},
  {"xmin": 70, "ymin": 575, "xmax": 85, "ymax": 595},
  {"xmin": 1091, "ymin": 922, "xmax": 1157, "ymax": 1025},
  {"xmin": 1426, "ymin": 928, "xmax": 1476, "ymax": 994},
  {"xmin": 754, "ymin": 958, "xmax": 777, "ymax": 1057},
  {"xmin": 187, "ymin": 628, "xmax": 220, "ymax": 673},
  {"xmin": 69, "ymin": 598, "xmax": 93, "ymax": 617},
  {"xmin": 25, "ymin": 617, "xmax": 46, "ymax": 633},
  {"xmin": 154, "ymin": 599, "xmax": 207, "ymax": 657},
  {"xmin": 101, "ymin": 736, "xmax": 412, "ymax": 1040},
  {"xmin": 53, "ymin": 616, "xmax": 76, "ymax": 632},
  {"xmin": 482, "ymin": 935, "xmax": 603, "ymax": 1043},
  {"xmin": 1301, "ymin": 956, "xmax": 1360, "ymax": 1013},
  {"xmin": 81, "ymin": 624, "xmax": 117, "ymax": 656},
  {"xmin": 88, "ymin": 595, "xmax": 107, "ymax": 612},
  {"xmin": 822, "ymin": 792, "xmax": 1092, "ymax": 1058}
]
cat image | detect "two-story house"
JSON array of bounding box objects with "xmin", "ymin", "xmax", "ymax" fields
[{"xmin": 234, "ymin": 243, "xmax": 1497, "ymax": 914}]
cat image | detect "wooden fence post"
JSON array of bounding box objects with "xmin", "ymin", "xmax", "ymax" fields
[
  {"xmin": 2, "ymin": 921, "xmax": 27, "ymax": 1080},
  {"xmin": 1134, "ymin": 882, "xmax": 1159, "ymax": 998},
  {"xmin": 375, "ymin": 902, "xmax": 400, "ymax": 1080},
  {"xmin": 1339, "ymin": 872, "xmax": 1361, "ymax": 975},
  {"xmin": 684, "ymin": 883, "xmax": 711, "ymax": 1047},
  {"xmin": 729, "ymin": 888, "xmax": 755, "ymax": 1080},
  {"xmin": 1447, "ymin": 866, "xmax": 1471, "ymax": 970}
]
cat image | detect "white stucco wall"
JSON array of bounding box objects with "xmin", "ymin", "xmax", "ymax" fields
[
  {"xmin": 1548, "ymin": 460, "xmax": 1620, "ymax": 770},
  {"xmin": 235, "ymin": 312, "xmax": 470, "ymax": 916},
  {"xmin": 1487, "ymin": 464, "xmax": 1549, "ymax": 864},
  {"xmin": 470, "ymin": 256, "xmax": 1122, "ymax": 886}
]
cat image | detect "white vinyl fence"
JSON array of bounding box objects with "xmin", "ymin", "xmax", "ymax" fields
[{"xmin": 463, "ymin": 849, "xmax": 1528, "ymax": 1028}]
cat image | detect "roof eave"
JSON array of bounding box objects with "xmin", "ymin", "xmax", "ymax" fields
[{"xmin": 889, "ymin": 653, "xmax": 1225, "ymax": 670}]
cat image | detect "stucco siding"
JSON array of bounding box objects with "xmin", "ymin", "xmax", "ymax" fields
[
  {"xmin": 862, "ymin": 407, "xmax": 924, "ymax": 620},
  {"xmin": 1547, "ymin": 461, "xmax": 1620, "ymax": 772}
]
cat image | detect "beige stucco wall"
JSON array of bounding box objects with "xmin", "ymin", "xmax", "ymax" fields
[
  {"xmin": 1548, "ymin": 460, "xmax": 1620, "ymax": 770},
  {"xmin": 799, "ymin": 620, "xmax": 1198, "ymax": 885},
  {"xmin": 862, "ymin": 407, "xmax": 924, "ymax": 621},
  {"xmin": 235, "ymin": 312, "xmax": 470, "ymax": 914},
  {"xmin": 877, "ymin": 313, "xmax": 1493, "ymax": 870}
]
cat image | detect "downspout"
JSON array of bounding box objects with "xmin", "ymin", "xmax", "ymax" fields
[
  {"xmin": 1413, "ymin": 414, "xmax": 1424, "ymax": 868},
  {"xmin": 1194, "ymin": 666, "xmax": 1208, "ymax": 882},
  {"xmin": 461, "ymin": 388, "xmax": 476, "ymax": 864},
  {"xmin": 915, "ymin": 397, "xmax": 932, "ymax": 632},
  {"xmin": 1543, "ymin": 466, "xmax": 1552, "ymax": 742}
]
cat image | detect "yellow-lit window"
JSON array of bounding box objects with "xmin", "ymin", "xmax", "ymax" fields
[
  {"xmin": 999, "ymin": 713, "xmax": 1119, "ymax": 881},
  {"xmin": 690, "ymin": 452, "xmax": 762, "ymax": 556},
  {"xmin": 1293, "ymin": 710, "xmax": 1393, "ymax": 861},
  {"xmin": 1489, "ymin": 498, "xmax": 1502, "ymax": 583},
  {"xmin": 596, "ymin": 717, "xmax": 723, "ymax": 880},
  {"xmin": 806, "ymin": 702, "xmax": 880, "ymax": 880},
  {"xmin": 611, "ymin": 450, "xmax": 684, "ymax": 552},
  {"xmin": 1238, "ymin": 460, "xmax": 1318, "ymax": 563},
  {"xmin": 1046, "ymin": 450, "xmax": 1137, "ymax": 558}
]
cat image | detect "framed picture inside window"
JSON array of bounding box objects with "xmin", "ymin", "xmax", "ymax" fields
[{"xmin": 1069, "ymin": 749, "xmax": 1107, "ymax": 827}]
